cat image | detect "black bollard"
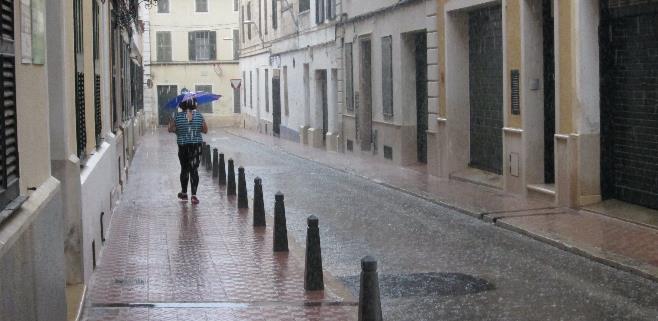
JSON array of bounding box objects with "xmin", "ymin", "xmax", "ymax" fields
[
  {"xmin": 205, "ymin": 145, "xmax": 211, "ymax": 170},
  {"xmin": 201, "ymin": 143, "xmax": 207, "ymax": 168},
  {"xmin": 218, "ymin": 153, "xmax": 226, "ymax": 185},
  {"xmin": 237, "ymin": 167, "xmax": 248, "ymax": 209},
  {"xmin": 273, "ymin": 192, "xmax": 288, "ymax": 252},
  {"xmin": 212, "ymin": 148, "xmax": 219, "ymax": 178},
  {"xmin": 304, "ymin": 215, "xmax": 324, "ymax": 291},
  {"xmin": 227, "ymin": 159, "xmax": 236, "ymax": 196},
  {"xmin": 358, "ymin": 256, "xmax": 383, "ymax": 321},
  {"xmin": 253, "ymin": 177, "xmax": 265, "ymax": 227}
]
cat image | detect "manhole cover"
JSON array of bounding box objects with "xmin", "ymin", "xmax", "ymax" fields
[{"xmin": 340, "ymin": 272, "xmax": 494, "ymax": 298}]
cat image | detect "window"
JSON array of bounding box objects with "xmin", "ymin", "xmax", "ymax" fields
[
  {"xmin": 0, "ymin": 0, "xmax": 20, "ymax": 211},
  {"xmin": 233, "ymin": 29, "xmax": 239, "ymax": 60},
  {"xmin": 157, "ymin": 0, "xmax": 169, "ymax": 13},
  {"xmin": 316, "ymin": 0, "xmax": 325, "ymax": 24},
  {"xmin": 249, "ymin": 71, "xmax": 253, "ymax": 108},
  {"xmin": 196, "ymin": 0, "xmax": 208, "ymax": 12},
  {"xmin": 188, "ymin": 31, "xmax": 216, "ymax": 61},
  {"xmin": 264, "ymin": 0, "xmax": 268, "ymax": 35},
  {"xmin": 93, "ymin": 0, "xmax": 102, "ymax": 146},
  {"xmin": 156, "ymin": 32, "xmax": 172, "ymax": 62},
  {"xmin": 344, "ymin": 43, "xmax": 354, "ymax": 112},
  {"xmin": 299, "ymin": 0, "xmax": 310, "ymax": 12},
  {"xmin": 327, "ymin": 0, "xmax": 336, "ymax": 20},
  {"xmin": 247, "ymin": 3, "xmax": 252, "ymax": 40},
  {"xmin": 195, "ymin": 85, "xmax": 213, "ymax": 113},
  {"xmin": 382, "ymin": 36, "xmax": 393, "ymax": 118},
  {"xmin": 258, "ymin": 0, "xmax": 262, "ymax": 36},
  {"xmin": 265, "ymin": 69, "xmax": 269, "ymax": 112},
  {"xmin": 242, "ymin": 71, "xmax": 246, "ymax": 107},
  {"xmin": 232, "ymin": 80, "xmax": 241, "ymax": 113},
  {"xmin": 241, "ymin": 6, "xmax": 245, "ymax": 42},
  {"xmin": 234, "ymin": 0, "xmax": 239, "ymax": 12},
  {"xmin": 283, "ymin": 66, "xmax": 289, "ymax": 115},
  {"xmin": 74, "ymin": 0, "xmax": 86, "ymax": 158},
  {"xmin": 272, "ymin": 0, "xmax": 278, "ymax": 29}
]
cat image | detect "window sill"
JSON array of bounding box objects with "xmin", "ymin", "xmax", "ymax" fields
[{"xmin": 0, "ymin": 196, "xmax": 28, "ymax": 227}]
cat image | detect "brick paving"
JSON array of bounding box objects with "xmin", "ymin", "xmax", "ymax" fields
[
  {"xmin": 81, "ymin": 132, "xmax": 356, "ymax": 321},
  {"xmin": 227, "ymin": 128, "xmax": 658, "ymax": 282}
]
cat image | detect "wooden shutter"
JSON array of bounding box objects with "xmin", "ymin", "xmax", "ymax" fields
[
  {"xmin": 209, "ymin": 31, "xmax": 216, "ymax": 60},
  {"xmin": 0, "ymin": 0, "xmax": 19, "ymax": 208},
  {"xmin": 344, "ymin": 43, "xmax": 354, "ymax": 112},
  {"xmin": 382, "ymin": 36, "xmax": 393, "ymax": 118},
  {"xmin": 188, "ymin": 32, "xmax": 195, "ymax": 60}
]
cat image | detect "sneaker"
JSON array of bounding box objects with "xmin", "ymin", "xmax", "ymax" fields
[
  {"xmin": 177, "ymin": 193, "xmax": 188, "ymax": 201},
  {"xmin": 191, "ymin": 195, "xmax": 199, "ymax": 204}
]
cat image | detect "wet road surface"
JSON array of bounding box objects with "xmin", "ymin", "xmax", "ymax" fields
[{"xmin": 83, "ymin": 129, "xmax": 658, "ymax": 320}]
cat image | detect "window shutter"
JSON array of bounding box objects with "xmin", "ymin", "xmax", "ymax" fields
[
  {"xmin": 382, "ymin": 36, "xmax": 393, "ymax": 118},
  {"xmin": 0, "ymin": 0, "xmax": 19, "ymax": 208},
  {"xmin": 188, "ymin": 32, "xmax": 195, "ymax": 60},
  {"xmin": 209, "ymin": 31, "xmax": 216, "ymax": 60}
]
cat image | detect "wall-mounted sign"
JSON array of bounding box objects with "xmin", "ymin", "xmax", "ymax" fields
[
  {"xmin": 269, "ymin": 55, "xmax": 281, "ymax": 68},
  {"xmin": 230, "ymin": 79, "xmax": 242, "ymax": 90},
  {"xmin": 31, "ymin": 0, "xmax": 45, "ymax": 64},
  {"xmin": 20, "ymin": 0, "xmax": 32, "ymax": 64}
]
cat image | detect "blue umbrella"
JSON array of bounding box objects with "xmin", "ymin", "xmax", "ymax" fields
[{"xmin": 164, "ymin": 91, "xmax": 222, "ymax": 110}]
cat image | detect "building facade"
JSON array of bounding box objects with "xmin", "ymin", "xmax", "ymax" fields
[
  {"xmin": 145, "ymin": 0, "xmax": 241, "ymax": 128},
  {"xmin": 239, "ymin": 0, "xmax": 658, "ymax": 213},
  {"xmin": 0, "ymin": 1, "xmax": 146, "ymax": 320}
]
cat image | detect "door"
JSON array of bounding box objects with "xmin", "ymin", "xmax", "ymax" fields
[
  {"xmin": 359, "ymin": 38, "xmax": 373, "ymax": 151},
  {"xmin": 542, "ymin": 0, "xmax": 555, "ymax": 184},
  {"xmin": 157, "ymin": 85, "xmax": 178, "ymax": 126},
  {"xmin": 468, "ymin": 5, "xmax": 503, "ymax": 174},
  {"xmin": 272, "ymin": 75, "xmax": 281, "ymax": 136},
  {"xmin": 319, "ymin": 70, "xmax": 328, "ymax": 145},
  {"xmin": 415, "ymin": 32, "xmax": 428, "ymax": 163},
  {"xmin": 601, "ymin": 4, "xmax": 658, "ymax": 209}
]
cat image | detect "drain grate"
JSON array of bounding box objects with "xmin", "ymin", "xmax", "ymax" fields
[
  {"xmin": 114, "ymin": 278, "xmax": 145, "ymax": 286},
  {"xmin": 340, "ymin": 272, "xmax": 494, "ymax": 298}
]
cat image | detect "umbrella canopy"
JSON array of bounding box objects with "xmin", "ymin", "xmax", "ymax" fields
[{"xmin": 164, "ymin": 91, "xmax": 222, "ymax": 110}]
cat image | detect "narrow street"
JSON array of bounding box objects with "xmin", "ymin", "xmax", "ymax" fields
[{"xmin": 82, "ymin": 129, "xmax": 658, "ymax": 321}]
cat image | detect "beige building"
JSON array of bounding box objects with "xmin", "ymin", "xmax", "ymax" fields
[
  {"xmin": 146, "ymin": 0, "xmax": 241, "ymax": 128},
  {"xmin": 0, "ymin": 0, "xmax": 146, "ymax": 320}
]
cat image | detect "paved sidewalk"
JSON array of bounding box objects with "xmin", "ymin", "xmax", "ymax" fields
[
  {"xmin": 81, "ymin": 132, "xmax": 356, "ymax": 321},
  {"xmin": 228, "ymin": 128, "xmax": 658, "ymax": 282}
]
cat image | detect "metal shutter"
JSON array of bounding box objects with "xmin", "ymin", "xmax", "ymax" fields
[{"xmin": 0, "ymin": 0, "xmax": 19, "ymax": 208}]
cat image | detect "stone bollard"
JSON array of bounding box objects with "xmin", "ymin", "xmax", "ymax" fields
[
  {"xmin": 358, "ymin": 256, "xmax": 383, "ymax": 321},
  {"xmin": 201, "ymin": 143, "xmax": 207, "ymax": 167},
  {"xmin": 218, "ymin": 153, "xmax": 226, "ymax": 186},
  {"xmin": 253, "ymin": 177, "xmax": 265, "ymax": 227},
  {"xmin": 273, "ymin": 192, "xmax": 288, "ymax": 252},
  {"xmin": 212, "ymin": 148, "xmax": 219, "ymax": 178},
  {"xmin": 227, "ymin": 159, "xmax": 236, "ymax": 196},
  {"xmin": 205, "ymin": 145, "xmax": 212, "ymax": 170},
  {"xmin": 304, "ymin": 215, "xmax": 324, "ymax": 291},
  {"xmin": 237, "ymin": 167, "xmax": 249, "ymax": 209}
]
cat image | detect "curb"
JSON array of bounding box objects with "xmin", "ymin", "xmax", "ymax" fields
[{"xmin": 226, "ymin": 129, "xmax": 658, "ymax": 284}]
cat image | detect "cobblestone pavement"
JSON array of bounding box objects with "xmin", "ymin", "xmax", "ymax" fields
[
  {"xmin": 82, "ymin": 129, "xmax": 658, "ymax": 321},
  {"xmin": 81, "ymin": 131, "xmax": 356, "ymax": 321}
]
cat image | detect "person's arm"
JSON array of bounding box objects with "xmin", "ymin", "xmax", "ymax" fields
[
  {"xmin": 168, "ymin": 116, "xmax": 176, "ymax": 133},
  {"xmin": 201, "ymin": 120, "xmax": 208, "ymax": 134}
]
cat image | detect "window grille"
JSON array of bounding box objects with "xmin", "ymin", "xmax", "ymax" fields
[
  {"xmin": 74, "ymin": 0, "xmax": 86, "ymax": 158},
  {"xmin": 272, "ymin": 0, "xmax": 278, "ymax": 29},
  {"xmin": 157, "ymin": 32, "xmax": 172, "ymax": 62},
  {"xmin": 188, "ymin": 31, "xmax": 216, "ymax": 61},
  {"xmin": 195, "ymin": 85, "xmax": 213, "ymax": 113}
]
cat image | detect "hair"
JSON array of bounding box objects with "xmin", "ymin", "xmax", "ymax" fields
[{"xmin": 180, "ymin": 98, "xmax": 197, "ymax": 111}]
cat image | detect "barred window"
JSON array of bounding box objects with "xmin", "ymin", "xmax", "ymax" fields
[
  {"xmin": 156, "ymin": 32, "xmax": 172, "ymax": 62},
  {"xmin": 74, "ymin": 0, "xmax": 86, "ymax": 158},
  {"xmin": 188, "ymin": 31, "xmax": 216, "ymax": 61}
]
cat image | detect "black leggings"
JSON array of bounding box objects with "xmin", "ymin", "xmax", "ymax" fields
[{"xmin": 178, "ymin": 143, "xmax": 202, "ymax": 195}]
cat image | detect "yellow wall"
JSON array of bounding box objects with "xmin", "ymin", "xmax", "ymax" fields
[
  {"xmin": 14, "ymin": 4, "xmax": 51, "ymax": 192},
  {"xmin": 505, "ymin": 0, "xmax": 522, "ymax": 128},
  {"xmin": 84, "ymin": 0, "xmax": 96, "ymax": 154},
  {"xmin": 557, "ymin": 0, "xmax": 573, "ymax": 134}
]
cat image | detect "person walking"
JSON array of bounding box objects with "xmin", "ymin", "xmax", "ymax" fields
[{"xmin": 168, "ymin": 98, "xmax": 208, "ymax": 204}]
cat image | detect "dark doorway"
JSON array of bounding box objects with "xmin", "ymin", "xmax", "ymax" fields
[
  {"xmin": 157, "ymin": 85, "xmax": 178, "ymax": 126},
  {"xmin": 600, "ymin": 2, "xmax": 658, "ymax": 209},
  {"xmin": 359, "ymin": 38, "xmax": 373, "ymax": 151},
  {"xmin": 468, "ymin": 5, "xmax": 503, "ymax": 174},
  {"xmin": 233, "ymin": 84, "xmax": 241, "ymax": 113},
  {"xmin": 415, "ymin": 32, "xmax": 428, "ymax": 163},
  {"xmin": 317, "ymin": 70, "xmax": 328, "ymax": 145},
  {"xmin": 542, "ymin": 0, "xmax": 555, "ymax": 184},
  {"xmin": 272, "ymin": 74, "xmax": 281, "ymax": 137}
]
